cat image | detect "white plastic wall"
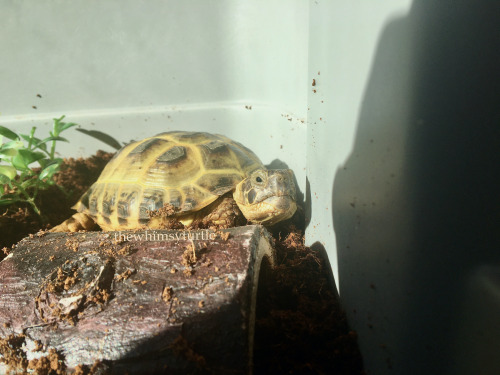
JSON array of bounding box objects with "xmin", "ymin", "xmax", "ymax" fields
[
  {"xmin": 0, "ymin": 0, "xmax": 309, "ymax": 194},
  {"xmin": 2, "ymin": 1, "xmax": 499, "ymax": 375}
]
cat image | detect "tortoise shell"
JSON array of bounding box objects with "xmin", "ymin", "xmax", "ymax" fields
[{"xmin": 75, "ymin": 131, "xmax": 264, "ymax": 229}]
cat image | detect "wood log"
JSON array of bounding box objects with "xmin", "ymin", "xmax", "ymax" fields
[{"xmin": 0, "ymin": 225, "xmax": 275, "ymax": 374}]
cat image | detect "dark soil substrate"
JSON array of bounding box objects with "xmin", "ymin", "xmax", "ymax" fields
[
  {"xmin": 0, "ymin": 152, "xmax": 364, "ymax": 374},
  {"xmin": 254, "ymin": 229, "xmax": 364, "ymax": 375}
]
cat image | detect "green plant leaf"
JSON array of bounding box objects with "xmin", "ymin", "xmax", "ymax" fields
[
  {"xmin": 53, "ymin": 118, "xmax": 78, "ymax": 134},
  {"xmin": 0, "ymin": 140, "xmax": 21, "ymax": 157},
  {"xmin": 0, "ymin": 140, "xmax": 24, "ymax": 150},
  {"xmin": 36, "ymin": 136, "xmax": 69, "ymax": 147},
  {"xmin": 38, "ymin": 159, "xmax": 48, "ymax": 169},
  {"xmin": 11, "ymin": 154, "xmax": 28, "ymax": 170},
  {"xmin": 39, "ymin": 162, "xmax": 61, "ymax": 180},
  {"xmin": 0, "ymin": 199, "xmax": 16, "ymax": 206},
  {"xmin": 38, "ymin": 157, "xmax": 60, "ymax": 170},
  {"xmin": 52, "ymin": 115, "xmax": 73, "ymax": 135},
  {"xmin": 0, "ymin": 165, "xmax": 17, "ymax": 180},
  {"xmin": 0, "ymin": 116, "xmax": 79, "ymax": 213},
  {"xmin": 0, "ymin": 126, "xmax": 19, "ymax": 140},
  {"xmin": 12, "ymin": 149, "xmax": 46, "ymax": 170},
  {"xmin": 0, "ymin": 148, "xmax": 18, "ymax": 157},
  {"xmin": 20, "ymin": 134, "xmax": 48, "ymax": 152},
  {"xmin": 20, "ymin": 177, "xmax": 38, "ymax": 189},
  {"xmin": 0, "ymin": 175, "xmax": 11, "ymax": 185},
  {"xmin": 59, "ymin": 122, "xmax": 78, "ymax": 133},
  {"xmin": 19, "ymin": 149, "xmax": 46, "ymax": 165},
  {"xmin": 76, "ymin": 128, "xmax": 122, "ymax": 150}
]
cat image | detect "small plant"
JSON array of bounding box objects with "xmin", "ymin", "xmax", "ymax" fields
[{"xmin": 0, "ymin": 116, "xmax": 77, "ymax": 219}]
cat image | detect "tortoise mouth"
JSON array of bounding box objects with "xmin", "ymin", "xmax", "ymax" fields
[
  {"xmin": 255, "ymin": 189, "xmax": 296, "ymax": 205},
  {"xmin": 278, "ymin": 192, "xmax": 296, "ymax": 200},
  {"xmin": 262, "ymin": 193, "xmax": 295, "ymax": 204},
  {"xmin": 237, "ymin": 194, "xmax": 297, "ymax": 225},
  {"xmin": 263, "ymin": 193, "xmax": 296, "ymax": 205},
  {"xmin": 259, "ymin": 195, "xmax": 297, "ymax": 224}
]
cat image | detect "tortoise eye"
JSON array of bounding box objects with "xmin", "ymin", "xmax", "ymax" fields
[{"xmin": 255, "ymin": 176, "xmax": 263, "ymax": 183}]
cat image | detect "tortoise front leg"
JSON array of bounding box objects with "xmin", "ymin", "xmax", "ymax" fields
[{"xmin": 201, "ymin": 195, "xmax": 246, "ymax": 229}]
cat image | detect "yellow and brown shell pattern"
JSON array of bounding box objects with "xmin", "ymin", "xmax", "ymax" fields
[{"xmin": 74, "ymin": 131, "xmax": 264, "ymax": 230}]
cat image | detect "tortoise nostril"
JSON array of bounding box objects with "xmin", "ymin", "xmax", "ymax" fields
[{"xmin": 247, "ymin": 189, "xmax": 256, "ymax": 204}]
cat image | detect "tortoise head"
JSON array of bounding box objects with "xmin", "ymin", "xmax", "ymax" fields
[{"xmin": 233, "ymin": 169, "xmax": 297, "ymax": 225}]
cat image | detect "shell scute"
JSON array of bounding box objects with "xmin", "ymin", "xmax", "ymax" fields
[
  {"xmin": 139, "ymin": 188, "xmax": 165, "ymax": 219},
  {"xmin": 156, "ymin": 145, "xmax": 187, "ymax": 164},
  {"xmin": 143, "ymin": 146, "xmax": 200, "ymax": 189},
  {"xmin": 199, "ymin": 142, "xmax": 242, "ymax": 171},
  {"xmin": 196, "ymin": 173, "xmax": 243, "ymax": 196},
  {"xmin": 226, "ymin": 143, "xmax": 259, "ymax": 172},
  {"xmin": 116, "ymin": 185, "xmax": 141, "ymax": 219},
  {"xmin": 88, "ymin": 183, "xmax": 105, "ymax": 215},
  {"xmin": 129, "ymin": 138, "xmax": 162, "ymax": 155},
  {"xmin": 169, "ymin": 131, "xmax": 213, "ymax": 144},
  {"xmin": 166, "ymin": 189, "xmax": 183, "ymax": 209},
  {"xmin": 101, "ymin": 183, "xmax": 119, "ymax": 216},
  {"xmin": 180, "ymin": 185, "xmax": 214, "ymax": 212}
]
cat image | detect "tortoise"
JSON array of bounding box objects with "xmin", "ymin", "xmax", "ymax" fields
[{"xmin": 51, "ymin": 131, "xmax": 297, "ymax": 232}]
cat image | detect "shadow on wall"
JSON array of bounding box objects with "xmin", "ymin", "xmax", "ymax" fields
[{"xmin": 332, "ymin": 1, "xmax": 499, "ymax": 375}]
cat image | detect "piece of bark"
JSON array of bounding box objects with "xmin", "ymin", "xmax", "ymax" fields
[{"xmin": 0, "ymin": 225, "xmax": 275, "ymax": 374}]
